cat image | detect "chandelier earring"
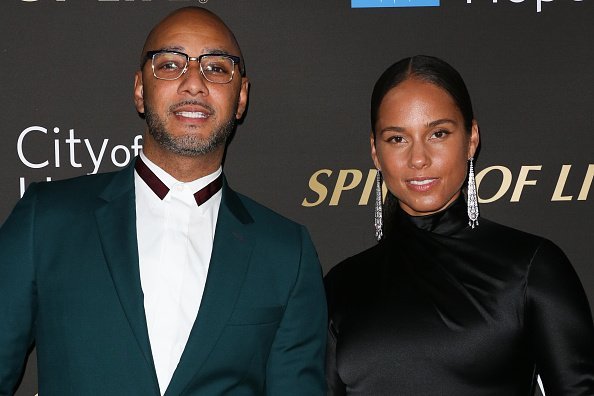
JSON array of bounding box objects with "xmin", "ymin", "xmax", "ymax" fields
[
  {"xmin": 467, "ymin": 157, "xmax": 479, "ymax": 228},
  {"xmin": 375, "ymin": 170, "xmax": 383, "ymax": 241}
]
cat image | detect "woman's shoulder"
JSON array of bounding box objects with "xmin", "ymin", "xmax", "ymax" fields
[
  {"xmin": 478, "ymin": 216, "xmax": 541, "ymax": 239},
  {"xmin": 474, "ymin": 217, "xmax": 574, "ymax": 275},
  {"xmin": 324, "ymin": 243, "xmax": 388, "ymax": 312},
  {"xmin": 324, "ymin": 242, "xmax": 385, "ymax": 287},
  {"xmin": 324, "ymin": 242, "xmax": 384, "ymax": 291},
  {"xmin": 474, "ymin": 217, "xmax": 552, "ymax": 253}
]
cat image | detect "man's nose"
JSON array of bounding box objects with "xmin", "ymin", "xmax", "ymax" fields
[{"xmin": 177, "ymin": 62, "xmax": 209, "ymax": 97}]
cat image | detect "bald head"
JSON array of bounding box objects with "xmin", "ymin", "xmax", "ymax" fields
[{"xmin": 140, "ymin": 7, "xmax": 245, "ymax": 75}]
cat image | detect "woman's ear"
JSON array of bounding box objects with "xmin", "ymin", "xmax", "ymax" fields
[
  {"xmin": 370, "ymin": 131, "xmax": 381, "ymax": 170},
  {"xmin": 468, "ymin": 120, "xmax": 480, "ymax": 159}
]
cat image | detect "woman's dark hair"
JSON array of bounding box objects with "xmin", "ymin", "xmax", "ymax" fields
[
  {"xmin": 370, "ymin": 55, "xmax": 474, "ymax": 134},
  {"xmin": 371, "ymin": 55, "xmax": 475, "ymax": 239}
]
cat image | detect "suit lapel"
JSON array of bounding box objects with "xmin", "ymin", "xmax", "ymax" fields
[
  {"xmin": 164, "ymin": 181, "xmax": 255, "ymax": 396},
  {"xmin": 94, "ymin": 162, "xmax": 159, "ymax": 391}
]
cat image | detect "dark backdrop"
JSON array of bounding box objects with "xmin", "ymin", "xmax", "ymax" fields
[{"xmin": 1, "ymin": 1, "xmax": 592, "ymax": 394}]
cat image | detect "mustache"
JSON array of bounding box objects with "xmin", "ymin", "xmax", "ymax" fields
[{"xmin": 169, "ymin": 100, "xmax": 215, "ymax": 114}]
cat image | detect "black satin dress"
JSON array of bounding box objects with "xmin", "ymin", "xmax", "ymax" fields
[{"xmin": 325, "ymin": 197, "xmax": 594, "ymax": 395}]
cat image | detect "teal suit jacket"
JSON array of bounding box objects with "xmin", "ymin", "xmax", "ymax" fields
[{"xmin": 0, "ymin": 161, "xmax": 326, "ymax": 395}]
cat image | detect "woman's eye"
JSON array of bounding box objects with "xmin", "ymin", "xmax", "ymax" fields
[
  {"xmin": 387, "ymin": 135, "xmax": 405, "ymax": 143},
  {"xmin": 431, "ymin": 129, "xmax": 450, "ymax": 139}
]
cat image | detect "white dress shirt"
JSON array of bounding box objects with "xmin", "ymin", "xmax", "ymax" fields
[{"xmin": 134, "ymin": 152, "xmax": 222, "ymax": 394}]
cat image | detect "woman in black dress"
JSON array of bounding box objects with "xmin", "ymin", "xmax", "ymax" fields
[{"xmin": 325, "ymin": 55, "xmax": 594, "ymax": 395}]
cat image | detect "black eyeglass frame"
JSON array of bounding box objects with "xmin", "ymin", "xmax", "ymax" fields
[{"xmin": 144, "ymin": 50, "xmax": 243, "ymax": 83}]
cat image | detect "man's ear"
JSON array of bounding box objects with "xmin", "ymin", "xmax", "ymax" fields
[
  {"xmin": 133, "ymin": 71, "xmax": 145, "ymax": 114},
  {"xmin": 235, "ymin": 77, "xmax": 250, "ymax": 119}
]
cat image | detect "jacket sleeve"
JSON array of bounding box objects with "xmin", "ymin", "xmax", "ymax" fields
[
  {"xmin": 325, "ymin": 321, "xmax": 346, "ymax": 396},
  {"xmin": 526, "ymin": 239, "xmax": 594, "ymax": 395},
  {"xmin": 0, "ymin": 184, "xmax": 39, "ymax": 395},
  {"xmin": 323, "ymin": 265, "xmax": 347, "ymax": 396},
  {"xmin": 265, "ymin": 226, "xmax": 327, "ymax": 395}
]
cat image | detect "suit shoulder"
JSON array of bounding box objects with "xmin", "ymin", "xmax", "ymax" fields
[
  {"xmin": 26, "ymin": 169, "xmax": 126, "ymax": 207},
  {"xmin": 235, "ymin": 191, "xmax": 303, "ymax": 231}
]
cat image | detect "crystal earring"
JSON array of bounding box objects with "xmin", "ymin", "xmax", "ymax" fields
[
  {"xmin": 375, "ymin": 170, "xmax": 383, "ymax": 241},
  {"xmin": 467, "ymin": 157, "xmax": 479, "ymax": 228}
]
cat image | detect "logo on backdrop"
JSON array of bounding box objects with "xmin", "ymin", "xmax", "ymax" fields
[
  {"xmin": 465, "ymin": 0, "xmax": 583, "ymax": 13},
  {"xmin": 302, "ymin": 166, "xmax": 593, "ymax": 206},
  {"xmin": 352, "ymin": 0, "xmax": 439, "ymax": 8},
  {"xmin": 16, "ymin": 125, "xmax": 143, "ymax": 197},
  {"xmin": 350, "ymin": 0, "xmax": 583, "ymax": 12}
]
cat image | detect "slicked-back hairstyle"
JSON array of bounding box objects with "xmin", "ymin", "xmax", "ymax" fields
[{"xmin": 370, "ymin": 55, "xmax": 474, "ymax": 135}]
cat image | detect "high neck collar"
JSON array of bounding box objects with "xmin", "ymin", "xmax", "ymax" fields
[{"xmin": 392, "ymin": 194, "xmax": 469, "ymax": 236}]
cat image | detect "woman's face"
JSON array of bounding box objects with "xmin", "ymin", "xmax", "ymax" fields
[{"xmin": 371, "ymin": 78, "xmax": 479, "ymax": 217}]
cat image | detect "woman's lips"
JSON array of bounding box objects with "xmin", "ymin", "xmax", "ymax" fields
[{"xmin": 406, "ymin": 178, "xmax": 439, "ymax": 192}]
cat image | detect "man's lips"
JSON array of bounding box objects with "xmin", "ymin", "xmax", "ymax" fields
[
  {"xmin": 174, "ymin": 111, "xmax": 209, "ymax": 119},
  {"xmin": 170, "ymin": 101, "xmax": 214, "ymax": 121}
]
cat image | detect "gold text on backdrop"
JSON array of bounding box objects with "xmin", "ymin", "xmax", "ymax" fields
[{"xmin": 303, "ymin": 165, "xmax": 593, "ymax": 206}]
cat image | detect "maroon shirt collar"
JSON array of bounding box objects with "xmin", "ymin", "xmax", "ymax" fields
[{"xmin": 135, "ymin": 156, "xmax": 223, "ymax": 206}]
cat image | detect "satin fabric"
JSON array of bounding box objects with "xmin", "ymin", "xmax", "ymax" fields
[{"xmin": 325, "ymin": 196, "xmax": 594, "ymax": 395}]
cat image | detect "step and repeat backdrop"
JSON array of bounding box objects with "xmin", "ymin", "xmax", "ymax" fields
[{"xmin": 2, "ymin": 0, "xmax": 592, "ymax": 394}]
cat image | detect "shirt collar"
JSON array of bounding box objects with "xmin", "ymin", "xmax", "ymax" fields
[{"xmin": 137, "ymin": 152, "xmax": 223, "ymax": 204}]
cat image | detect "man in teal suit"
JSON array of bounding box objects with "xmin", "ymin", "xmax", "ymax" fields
[{"xmin": 0, "ymin": 7, "xmax": 326, "ymax": 395}]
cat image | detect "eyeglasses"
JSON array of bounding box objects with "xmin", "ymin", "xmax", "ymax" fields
[{"xmin": 145, "ymin": 50, "xmax": 242, "ymax": 84}]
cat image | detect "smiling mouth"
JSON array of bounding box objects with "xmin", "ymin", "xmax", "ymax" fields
[
  {"xmin": 174, "ymin": 111, "xmax": 209, "ymax": 119},
  {"xmin": 408, "ymin": 178, "xmax": 437, "ymax": 186},
  {"xmin": 170, "ymin": 100, "xmax": 215, "ymax": 121},
  {"xmin": 406, "ymin": 178, "xmax": 439, "ymax": 192}
]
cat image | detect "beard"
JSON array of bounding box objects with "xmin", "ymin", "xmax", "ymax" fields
[{"xmin": 144, "ymin": 100, "xmax": 236, "ymax": 157}]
